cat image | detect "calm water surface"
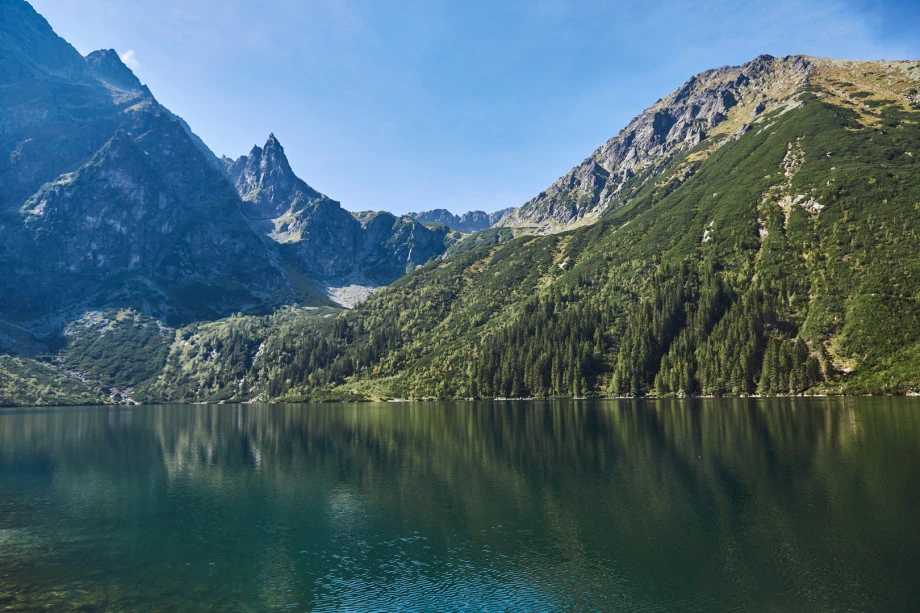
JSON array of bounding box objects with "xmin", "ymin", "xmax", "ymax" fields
[{"xmin": 1, "ymin": 399, "xmax": 919, "ymax": 611}]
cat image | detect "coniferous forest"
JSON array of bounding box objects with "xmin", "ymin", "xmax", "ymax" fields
[
  {"xmin": 5, "ymin": 90, "xmax": 912, "ymax": 406},
  {"xmin": 2, "ymin": 33, "xmax": 920, "ymax": 405}
]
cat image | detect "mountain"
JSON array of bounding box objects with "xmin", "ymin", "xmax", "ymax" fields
[
  {"xmin": 2, "ymin": 115, "xmax": 286, "ymax": 323},
  {"xmin": 409, "ymin": 208, "xmax": 513, "ymax": 233},
  {"xmin": 0, "ymin": 1, "xmax": 217, "ymax": 210},
  {"xmin": 222, "ymin": 134, "xmax": 451, "ymax": 289},
  {"xmin": 3, "ymin": 2, "xmax": 920, "ymax": 405},
  {"xmin": 0, "ymin": 0, "xmax": 455, "ymax": 333},
  {"xmin": 58, "ymin": 53, "xmax": 916, "ymax": 405},
  {"xmin": 223, "ymin": 133, "xmax": 330, "ymax": 220},
  {"xmin": 0, "ymin": 0, "xmax": 293, "ymax": 325},
  {"xmin": 495, "ymin": 55, "xmax": 817, "ymax": 232}
]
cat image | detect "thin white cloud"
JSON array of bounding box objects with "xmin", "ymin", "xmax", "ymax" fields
[{"xmin": 120, "ymin": 49, "xmax": 140, "ymax": 71}]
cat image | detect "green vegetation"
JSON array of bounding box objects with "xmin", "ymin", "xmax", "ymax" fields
[
  {"xmin": 62, "ymin": 309, "xmax": 172, "ymax": 388},
  {"xmin": 3, "ymin": 91, "xmax": 920, "ymax": 405},
  {"xmin": 0, "ymin": 355, "xmax": 101, "ymax": 406},
  {"xmin": 443, "ymin": 227, "xmax": 519, "ymax": 258}
]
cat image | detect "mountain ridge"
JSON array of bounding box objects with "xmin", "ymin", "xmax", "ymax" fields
[
  {"xmin": 408, "ymin": 208, "xmax": 513, "ymax": 233},
  {"xmin": 57, "ymin": 53, "xmax": 917, "ymax": 405},
  {"xmin": 3, "ymin": 2, "xmax": 920, "ymax": 405},
  {"xmin": 222, "ymin": 133, "xmax": 452, "ymax": 289},
  {"xmin": 0, "ymin": 0, "xmax": 459, "ymax": 330},
  {"xmin": 493, "ymin": 54, "xmax": 818, "ymax": 232}
]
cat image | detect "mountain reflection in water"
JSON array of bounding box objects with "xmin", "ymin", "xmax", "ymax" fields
[{"xmin": 1, "ymin": 399, "xmax": 918, "ymax": 611}]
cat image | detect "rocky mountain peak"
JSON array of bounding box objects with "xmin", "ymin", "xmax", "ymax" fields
[
  {"xmin": 258, "ymin": 133, "xmax": 294, "ymax": 174},
  {"xmin": 497, "ymin": 54, "xmax": 815, "ymax": 231},
  {"xmin": 224, "ymin": 134, "xmax": 325, "ymax": 220},
  {"xmin": 84, "ymin": 49, "xmax": 150, "ymax": 98}
]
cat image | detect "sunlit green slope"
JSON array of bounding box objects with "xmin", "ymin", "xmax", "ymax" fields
[
  {"xmin": 122, "ymin": 68, "xmax": 920, "ymax": 402},
  {"xmin": 6, "ymin": 57, "xmax": 920, "ymax": 405}
]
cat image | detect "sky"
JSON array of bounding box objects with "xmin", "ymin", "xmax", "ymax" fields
[{"xmin": 29, "ymin": 0, "xmax": 920, "ymax": 215}]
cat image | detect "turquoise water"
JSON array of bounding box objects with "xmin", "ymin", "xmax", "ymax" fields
[{"xmin": 1, "ymin": 399, "xmax": 919, "ymax": 611}]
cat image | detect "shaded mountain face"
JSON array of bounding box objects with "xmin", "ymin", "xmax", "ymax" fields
[
  {"xmin": 0, "ymin": 1, "xmax": 217, "ymax": 211},
  {"xmin": 223, "ymin": 135, "xmax": 449, "ymax": 286},
  {"xmin": 114, "ymin": 56, "xmax": 920, "ymax": 404},
  {"xmin": 0, "ymin": 0, "xmax": 142, "ymax": 213},
  {"xmin": 408, "ymin": 208, "xmax": 513, "ymax": 233},
  {"xmin": 0, "ymin": 113, "xmax": 286, "ymax": 323},
  {"xmin": 0, "ymin": 0, "xmax": 289, "ymax": 323},
  {"xmin": 497, "ymin": 54, "xmax": 815, "ymax": 232},
  {"xmin": 0, "ymin": 0, "xmax": 455, "ymax": 326}
]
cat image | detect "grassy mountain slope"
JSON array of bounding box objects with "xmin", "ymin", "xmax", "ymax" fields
[
  {"xmin": 149, "ymin": 62, "xmax": 919, "ymax": 402},
  {"xmin": 5, "ymin": 56, "xmax": 920, "ymax": 405},
  {"xmin": 0, "ymin": 356, "xmax": 101, "ymax": 407}
]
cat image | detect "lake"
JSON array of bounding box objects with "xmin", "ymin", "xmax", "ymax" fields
[{"xmin": 1, "ymin": 399, "xmax": 919, "ymax": 611}]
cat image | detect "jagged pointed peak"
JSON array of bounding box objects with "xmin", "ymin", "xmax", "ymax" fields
[
  {"xmin": 260, "ymin": 134, "xmax": 292, "ymax": 171},
  {"xmin": 264, "ymin": 133, "xmax": 284, "ymax": 152},
  {"xmin": 226, "ymin": 133, "xmax": 326, "ymax": 219}
]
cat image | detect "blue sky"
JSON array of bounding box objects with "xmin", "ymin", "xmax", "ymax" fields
[{"xmin": 30, "ymin": 0, "xmax": 920, "ymax": 215}]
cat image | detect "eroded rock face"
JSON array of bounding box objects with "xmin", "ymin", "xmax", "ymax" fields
[
  {"xmin": 224, "ymin": 135, "xmax": 449, "ymax": 287},
  {"xmin": 0, "ymin": 2, "xmax": 215, "ymax": 213},
  {"xmin": 2, "ymin": 114, "xmax": 285, "ymax": 322},
  {"xmin": 498, "ymin": 55, "xmax": 815, "ymax": 230},
  {"xmin": 223, "ymin": 134, "xmax": 329, "ymax": 220}
]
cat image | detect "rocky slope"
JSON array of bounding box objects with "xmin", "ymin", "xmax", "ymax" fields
[
  {"xmin": 496, "ymin": 54, "xmax": 816, "ymax": 232},
  {"xmin": 2, "ymin": 114, "xmax": 285, "ymax": 323},
  {"xmin": 222, "ymin": 134, "xmax": 451, "ymax": 287},
  {"xmin": 0, "ymin": 0, "xmax": 217, "ymax": 211},
  {"xmin": 0, "ymin": 0, "xmax": 456, "ymax": 333},
  {"xmin": 53, "ymin": 54, "xmax": 918, "ymax": 405}
]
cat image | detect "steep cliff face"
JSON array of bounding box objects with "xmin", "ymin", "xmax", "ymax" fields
[
  {"xmin": 224, "ymin": 135, "xmax": 449, "ymax": 287},
  {"xmin": 0, "ymin": 1, "xmax": 216, "ymax": 212},
  {"xmin": 497, "ymin": 55, "xmax": 815, "ymax": 231},
  {"xmin": 1, "ymin": 114, "xmax": 285, "ymax": 322}
]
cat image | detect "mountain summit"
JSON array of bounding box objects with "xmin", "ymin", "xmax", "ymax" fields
[
  {"xmin": 497, "ymin": 55, "xmax": 820, "ymax": 231},
  {"xmin": 110, "ymin": 53, "xmax": 920, "ymax": 403},
  {"xmin": 223, "ymin": 134, "xmax": 450, "ymax": 289},
  {"xmin": 224, "ymin": 133, "xmax": 328, "ymax": 220}
]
